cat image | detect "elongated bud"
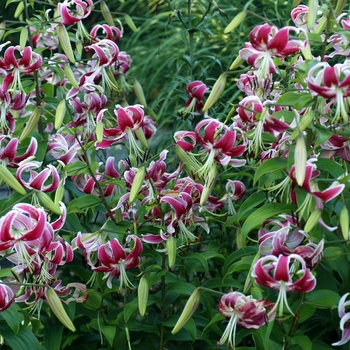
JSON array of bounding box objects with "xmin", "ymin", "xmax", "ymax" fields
[
  {"xmin": 19, "ymin": 27, "xmax": 28, "ymax": 49},
  {"xmin": 202, "ymin": 73, "xmax": 227, "ymax": 111},
  {"xmin": 36, "ymin": 191, "xmax": 63, "ymax": 215},
  {"xmin": 100, "ymin": 1, "xmax": 115, "ymax": 26},
  {"xmin": 229, "ymin": 55, "xmax": 244, "ymax": 70},
  {"xmin": 55, "ymin": 100, "xmax": 67, "ymax": 130},
  {"xmin": 0, "ymin": 165, "xmax": 26, "ymax": 195},
  {"xmin": 129, "ymin": 166, "xmax": 145, "ymax": 204},
  {"xmin": 307, "ymin": 0, "xmax": 319, "ymax": 30},
  {"xmin": 301, "ymin": 42, "xmax": 312, "ymax": 61},
  {"xmin": 315, "ymin": 15, "xmax": 327, "ymax": 34},
  {"xmin": 172, "ymin": 288, "xmax": 201, "ymax": 334},
  {"xmin": 134, "ymin": 127, "xmax": 148, "ymax": 149},
  {"xmin": 128, "ymin": 154, "xmax": 137, "ymax": 168},
  {"xmin": 200, "ymin": 165, "xmax": 217, "ymax": 206},
  {"xmin": 14, "ymin": 1, "xmax": 25, "ymax": 18},
  {"xmin": 166, "ymin": 235, "xmax": 177, "ymax": 268},
  {"xmin": 64, "ymin": 64, "xmax": 79, "ymax": 89},
  {"xmin": 54, "ymin": 183, "xmax": 65, "ymax": 205},
  {"xmin": 0, "ymin": 22, "xmax": 5, "ymax": 41},
  {"xmin": 46, "ymin": 286, "xmax": 76, "ymax": 332},
  {"xmin": 105, "ymin": 68, "xmax": 119, "ymax": 91},
  {"xmin": 124, "ymin": 14, "xmax": 138, "ymax": 32},
  {"xmin": 340, "ymin": 206, "xmax": 349, "ymax": 240},
  {"xmin": 224, "ymin": 11, "xmax": 247, "ymax": 34},
  {"xmin": 138, "ymin": 276, "xmax": 149, "ymax": 317},
  {"xmin": 294, "ymin": 135, "xmax": 307, "ymax": 187},
  {"xmin": 290, "ymin": 111, "xmax": 314, "ymax": 141},
  {"xmin": 175, "ymin": 145, "xmax": 201, "ymax": 173},
  {"xmin": 134, "ymin": 79, "xmax": 147, "ymax": 107},
  {"xmin": 335, "ymin": 0, "xmax": 347, "ymax": 15},
  {"xmin": 57, "ymin": 24, "xmax": 75, "ymax": 63},
  {"xmin": 96, "ymin": 121, "xmax": 103, "ymax": 143},
  {"xmin": 304, "ymin": 209, "xmax": 322, "ymax": 233},
  {"xmin": 20, "ymin": 107, "xmax": 41, "ymax": 141}
]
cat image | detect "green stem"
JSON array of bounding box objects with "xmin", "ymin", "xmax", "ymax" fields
[{"xmin": 159, "ymin": 254, "xmax": 166, "ymax": 350}]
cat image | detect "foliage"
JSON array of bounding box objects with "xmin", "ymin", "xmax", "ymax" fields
[{"xmin": 0, "ymin": 0, "xmax": 348, "ymax": 349}]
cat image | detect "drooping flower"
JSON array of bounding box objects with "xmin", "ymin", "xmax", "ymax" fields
[
  {"xmin": 0, "ymin": 282, "xmax": 14, "ymax": 312},
  {"xmin": 333, "ymin": 293, "xmax": 350, "ymax": 346},
  {"xmin": 252, "ymin": 254, "xmax": 316, "ymax": 317},
  {"xmin": 218, "ymin": 292, "xmax": 273, "ymax": 348},
  {"xmin": 185, "ymin": 80, "xmax": 208, "ymax": 114},
  {"xmin": 57, "ymin": 0, "xmax": 93, "ymax": 26}
]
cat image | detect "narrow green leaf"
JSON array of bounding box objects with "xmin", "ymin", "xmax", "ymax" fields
[
  {"xmin": 0, "ymin": 304, "xmax": 20, "ymax": 335},
  {"xmin": 241, "ymin": 203, "xmax": 297, "ymax": 244},
  {"xmin": 166, "ymin": 282, "xmax": 195, "ymax": 295},
  {"xmin": 237, "ymin": 192, "xmax": 266, "ymax": 218},
  {"xmin": 67, "ymin": 194, "xmax": 102, "ymax": 214},
  {"xmin": 253, "ymin": 158, "xmax": 287, "ymax": 185},
  {"xmin": 276, "ymin": 91, "xmax": 312, "ymax": 107},
  {"xmin": 305, "ymin": 289, "xmax": 340, "ymax": 309}
]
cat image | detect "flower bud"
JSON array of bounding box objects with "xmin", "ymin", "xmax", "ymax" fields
[
  {"xmin": 307, "ymin": 0, "xmax": 319, "ymax": 29},
  {"xmin": 134, "ymin": 79, "xmax": 147, "ymax": 107},
  {"xmin": 294, "ymin": 135, "xmax": 307, "ymax": 187},
  {"xmin": 175, "ymin": 145, "xmax": 201, "ymax": 174},
  {"xmin": 100, "ymin": 1, "xmax": 115, "ymax": 27},
  {"xmin": 138, "ymin": 276, "xmax": 149, "ymax": 317},
  {"xmin": 96, "ymin": 120, "xmax": 103, "ymax": 143},
  {"xmin": 0, "ymin": 164, "xmax": 26, "ymax": 195},
  {"xmin": 20, "ymin": 107, "xmax": 41, "ymax": 141},
  {"xmin": 229, "ymin": 56, "xmax": 244, "ymax": 70},
  {"xmin": 57, "ymin": 24, "xmax": 75, "ymax": 63},
  {"xmin": 335, "ymin": 0, "xmax": 347, "ymax": 15},
  {"xmin": 203, "ymin": 73, "xmax": 227, "ymax": 111},
  {"xmin": 36, "ymin": 191, "xmax": 63, "ymax": 215},
  {"xmin": 200, "ymin": 165, "xmax": 217, "ymax": 206},
  {"xmin": 0, "ymin": 22, "xmax": 5, "ymax": 41},
  {"xmin": 224, "ymin": 11, "xmax": 247, "ymax": 34},
  {"xmin": 20, "ymin": 27, "xmax": 28, "ymax": 50},
  {"xmin": 14, "ymin": 1, "xmax": 24, "ymax": 18},
  {"xmin": 129, "ymin": 166, "xmax": 145, "ymax": 204},
  {"xmin": 290, "ymin": 111, "xmax": 314, "ymax": 141},
  {"xmin": 46, "ymin": 286, "xmax": 76, "ymax": 332},
  {"xmin": 134, "ymin": 128, "xmax": 148, "ymax": 149},
  {"xmin": 315, "ymin": 15, "xmax": 327, "ymax": 34},
  {"xmin": 166, "ymin": 235, "xmax": 177, "ymax": 268},
  {"xmin": 55, "ymin": 100, "xmax": 67, "ymax": 130},
  {"xmin": 172, "ymin": 288, "xmax": 201, "ymax": 334},
  {"xmin": 64, "ymin": 64, "xmax": 79, "ymax": 89},
  {"xmin": 55, "ymin": 183, "xmax": 65, "ymax": 205},
  {"xmin": 124, "ymin": 14, "xmax": 138, "ymax": 32},
  {"xmin": 340, "ymin": 206, "xmax": 349, "ymax": 240},
  {"xmin": 304, "ymin": 209, "xmax": 322, "ymax": 233}
]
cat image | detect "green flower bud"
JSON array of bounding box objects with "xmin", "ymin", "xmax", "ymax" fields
[
  {"xmin": 340, "ymin": 206, "xmax": 349, "ymax": 240},
  {"xmin": 295, "ymin": 135, "xmax": 307, "ymax": 187},
  {"xmin": 96, "ymin": 120, "xmax": 103, "ymax": 143},
  {"xmin": 166, "ymin": 235, "xmax": 177, "ymax": 268},
  {"xmin": 64, "ymin": 64, "xmax": 79, "ymax": 89},
  {"xmin": 46, "ymin": 286, "xmax": 76, "ymax": 332},
  {"xmin": 55, "ymin": 100, "xmax": 67, "ymax": 130},
  {"xmin": 124, "ymin": 14, "xmax": 138, "ymax": 32},
  {"xmin": 200, "ymin": 165, "xmax": 217, "ymax": 206},
  {"xmin": 172, "ymin": 288, "xmax": 201, "ymax": 334},
  {"xmin": 203, "ymin": 73, "xmax": 227, "ymax": 111},
  {"xmin": 224, "ymin": 11, "xmax": 247, "ymax": 34},
  {"xmin": 175, "ymin": 146, "xmax": 201, "ymax": 174},
  {"xmin": 54, "ymin": 183, "xmax": 65, "ymax": 205},
  {"xmin": 307, "ymin": 0, "xmax": 319, "ymax": 29},
  {"xmin": 100, "ymin": 1, "xmax": 115, "ymax": 27},
  {"xmin": 20, "ymin": 27, "xmax": 28, "ymax": 50},
  {"xmin": 36, "ymin": 191, "xmax": 63, "ymax": 215},
  {"xmin": 14, "ymin": 1, "xmax": 25, "ymax": 18},
  {"xmin": 134, "ymin": 128, "xmax": 148, "ymax": 149},
  {"xmin": 0, "ymin": 165, "xmax": 26, "ymax": 195},
  {"xmin": 304, "ymin": 209, "xmax": 322, "ymax": 233},
  {"xmin": 290, "ymin": 111, "xmax": 314, "ymax": 141},
  {"xmin": 229, "ymin": 56, "xmax": 244, "ymax": 70},
  {"xmin": 129, "ymin": 166, "xmax": 145, "ymax": 204},
  {"xmin": 57, "ymin": 24, "xmax": 75, "ymax": 63},
  {"xmin": 138, "ymin": 276, "xmax": 149, "ymax": 317},
  {"xmin": 134, "ymin": 79, "xmax": 147, "ymax": 107},
  {"xmin": 20, "ymin": 107, "xmax": 41, "ymax": 141},
  {"xmin": 0, "ymin": 22, "xmax": 5, "ymax": 41}
]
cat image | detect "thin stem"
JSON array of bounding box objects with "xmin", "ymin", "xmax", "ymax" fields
[{"xmin": 159, "ymin": 253, "xmax": 166, "ymax": 350}]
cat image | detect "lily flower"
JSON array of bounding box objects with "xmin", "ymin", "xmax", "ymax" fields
[
  {"xmin": 0, "ymin": 282, "xmax": 14, "ymax": 312},
  {"xmin": 90, "ymin": 24, "xmax": 123, "ymax": 43},
  {"xmin": 333, "ymin": 293, "xmax": 350, "ymax": 346},
  {"xmin": 185, "ymin": 80, "xmax": 208, "ymax": 114},
  {"xmin": 58, "ymin": 0, "xmax": 93, "ymax": 25},
  {"xmin": 306, "ymin": 62, "xmax": 350, "ymax": 123},
  {"xmin": 252, "ymin": 254, "xmax": 316, "ymax": 317},
  {"xmin": 93, "ymin": 235, "xmax": 142, "ymax": 290},
  {"xmin": 48, "ymin": 133, "xmax": 81, "ymax": 165},
  {"xmin": 218, "ymin": 292, "xmax": 272, "ymax": 348}
]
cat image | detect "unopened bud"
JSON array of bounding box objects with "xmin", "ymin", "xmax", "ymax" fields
[
  {"xmin": 100, "ymin": 1, "xmax": 115, "ymax": 26},
  {"xmin": 307, "ymin": 0, "xmax": 319, "ymax": 30},
  {"xmin": 46, "ymin": 286, "xmax": 76, "ymax": 332},
  {"xmin": 57, "ymin": 24, "xmax": 75, "ymax": 63},
  {"xmin": 96, "ymin": 121, "xmax": 103, "ymax": 143},
  {"xmin": 0, "ymin": 165, "xmax": 26, "ymax": 195},
  {"xmin": 14, "ymin": 1, "xmax": 24, "ymax": 18},
  {"xmin": 138, "ymin": 276, "xmax": 149, "ymax": 317},
  {"xmin": 134, "ymin": 127, "xmax": 148, "ymax": 149},
  {"xmin": 55, "ymin": 100, "xmax": 67, "ymax": 130},
  {"xmin": 20, "ymin": 107, "xmax": 41, "ymax": 141},
  {"xmin": 54, "ymin": 183, "xmax": 65, "ymax": 205},
  {"xmin": 290, "ymin": 111, "xmax": 314, "ymax": 141},
  {"xmin": 36, "ymin": 191, "xmax": 63, "ymax": 215},
  {"xmin": 335, "ymin": 0, "xmax": 347, "ymax": 15},
  {"xmin": 200, "ymin": 165, "xmax": 217, "ymax": 206},
  {"xmin": 64, "ymin": 64, "xmax": 79, "ymax": 89},
  {"xmin": 134, "ymin": 79, "xmax": 147, "ymax": 107},
  {"xmin": 19, "ymin": 27, "xmax": 28, "ymax": 49},
  {"xmin": 202, "ymin": 73, "xmax": 227, "ymax": 111},
  {"xmin": 172, "ymin": 288, "xmax": 201, "ymax": 334},
  {"xmin": 175, "ymin": 146, "xmax": 201, "ymax": 174},
  {"xmin": 340, "ymin": 206, "xmax": 349, "ymax": 240},
  {"xmin": 124, "ymin": 14, "xmax": 138, "ymax": 32},
  {"xmin": 0, "ymin": 22, "xmax": 5, "ymax": 41},
  {"xmin": 315, "ymin": 15, "xmax": 327, "ymax": 34},
  {"xmin": 304, "ymin": 209, "xmax": 322, "ymax": 233},
  {"xmin": 224, "ymin": 11, "xmax": 247, "ymax": 34},
  {"xmin": 229, "ymin": 56, "xmax": 244, "ymax": 70},
  {"xmin": 294, "ymin": 135, "xmax": 307, "ymax": 187},
  {"xmin": 129, "ymin": 166, "xmax": 145, "ymax": 204},
  {"xmin": 166, "ymin": 235, "xmax": 177, "ymax": 268}
]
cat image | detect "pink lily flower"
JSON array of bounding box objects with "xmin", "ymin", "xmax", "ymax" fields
[
  {"xmin": 185, "ymin": 80, "xmax": 207, "ymax": 114},
  {"xmin": 48, "ymin": 133, "xmax": 81, "ymax": 165},
  {"xmin": 239, "ymin": 24, "xmax": 303, "ymax": 79},
  {"xmin": 333, "ymin": 293, "xmax": 350, "ymax": 346},
  {"xmin": 218, "ymin": 292, "xmax": 273, "ymax": 348},
  {"xmin": 93, "ymin": 235, "xmax": 142, "ymax": 289},
  {"xmin": 291, "ymin": 5, "xmax": 309, "ymax": 28},
  {"xmin": 307, "ymin": 62, "xmax": 350, "ymax": 122},
  {"xmin": 16, "ymin": 160, "xmax": 60, "ymax": 192},
  {"xmin": 174, "ymin": 130, "xmax": 197, "ymax": 152},
  {"xmin": 112, "ymin": 51, "xmax": 132, "ymax": 76},
  {"xmin": 0, "ymin": 283, "xmax": 14, "ymax": 312},
  {"xmin": 321, "ymin": 134, "xmax": 350, "ymax": 162},
  {"xmin": 58, "ymin": 0, "xmax": 93, "ymax": 26},
  {"xmin": 237, "ymin": 71, "xmax": 276, "ymax": 99},
  {"xmin": 252, "ymin": 254, "xmax": 316, "ymax": 316},
  {"xmin": 90, "ymin": 24, "xmax": 123, "ymax": 43}
]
